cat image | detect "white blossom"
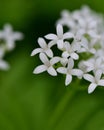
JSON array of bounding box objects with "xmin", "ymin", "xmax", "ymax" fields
[
  {"xmin": 0, "ymin": 24, "xmax": 23, "ymax": 71},
  {"xmin": 83, "ymin": 58, "xmax": 104, "ymax": 73},
  {"xmin": 83, "ymin": 70, "xmax": 104, "ymax": 93},
  {"xmin": 32, "ymin": 5, "xmax": 104, "ymax": 94},
  {"xmin": 78, "ymin": 61, "xmax": 87, "ymax": 79},
  {"xmin": 0, "ymin": 24, "xmax": 23, "ymax": 51},
  {"xmin": 33, "ymin": 53, "xmax": 60, "ymax": 76},
  {"xmin": 62, "ymin": 41, "xmax": 79, "ymax": 60},
  {"xmin": 77, "ymin": 37, "xmax": 96, "ymax": 54},
  {"xmin": 60, "ymin": 56, "xmax": 68, "ymax": 67},
  {"xmin": 45, "ymin": 24, "xmax": 74, "ymax": 49},
  {"xmin": 31, "ymin": 38, "xmax": 53, "ymax": 58},
  {"xmin": 57, "ymin": 58, "xmax": 83, "ymax": 85}
]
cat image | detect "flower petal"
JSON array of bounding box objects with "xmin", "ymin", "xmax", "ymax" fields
[
  {"xmin": 60, "ymin": 57, "xmax": 68, "ymax": 66},
  {"xmin": 96, "ymin": 58, "xmax": 102, "ymax": 68},
  {"xmin": 65, "ymin": 74, "xmax": 72, "ymax": 86},
  {"xmin": 48, "ymin": 41, "xmax": 56, "ymax": 48},
  {"xmin": 45, "ymin": 49, "xmax": 53, "ymax": 58},
  {"xmin": 63, "ymin": 32, "xmax": 74, "ymax": 39},
  {"xmin": 95, "ymin": 69, "xmax": 102, "ymax": 81},
  {"xmin": 64, "ymin": 41, "xmax": 71, "ymax": 51},
  {"xmin": 45, "ymin": 34, "xmax": 57, "ymax": 40},
  {"xmin": 39, "ymin": 53, "xmax": 49, "ymax": 64},
  {"xmin": 62, "ymin": 51, "xmax": 69, "ymax": 58},
  {"xmin": 88, "ymin": 83, "xmax": 97, "ymax": 94},
  {"xmin": 83, "ymin": 74, "xmax": 94, "ymax": 83},
  {"xmin": 38, "ymin": 38, "xmax": 47, "ymax": 49},
  {"xmin": 33, "ymin": 65, "xmax": 47, "ymax": 74},
  {"xmin": 71, "ymin": 69, "xmax": 83, "ymax": 76},
  {"xmin": 71, "ymin": 53, "xmax": 79, "ymax": 60},
  {"xmin": 13, "ymin": 32, "xmax": 23, "ymax": 40},
  {"xmin": 98, "ymin": 80, "xmax": 104, "ymax": 86},
  {"xmin": 57, "ymin": 24, "xmax": 63, "ymax": 38},
  {"xmin": 47, "ymin": 66, "xmax": 57, "ymax": 76},
  {"xmin": 57, "ymin": 67, "xmax": 67, "ymax": 74},
  {"xmin": 88, "ymin": 31, "xmax": 98, "ymax": 38},
  {"xmin": 31, "ymin": 48, "xmax": 43, "ymax": 56},
  {"xmin": 50, "ymin": 57, "xmax": 60, "ymax": 65},
  {"xmin": 4, "ymin": 24, "xmax": 12, "ymax": 34},
  {"xmin": 68, "ymin": 58, "xmax": 74, "ymax": 69},
  {"xmin": 57, "ymin": 40, "xmax": 64, "ymax": 49}
]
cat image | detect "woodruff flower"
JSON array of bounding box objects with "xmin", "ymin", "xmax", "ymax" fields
[
  {"xmin": 31, "ymin": 38, "xmax": 53, "ymax": 58},
  {"xmin": 0, "ymin": 24, "xmax": 23, "ymax": 50},
  {"xmin": 84, "ymin": 70, "xmax": 104, "ymax": 93},
  {"xmin": 83, "ymin": 58, "xmax": 104, "ymax": 73},
  {"xmin": 0, "ymin": 24, "xmax": 23, "ymax": 70},
  {"xmin": 57, "ymin": 58, "xmax": 83, "ymax": 85},
  {"xmin": 33, "ymin": 53, "xmax": 60, "ymax": 76},
  {"xmin": 45, "ymin": 24, "xmax": 74, "ymax": 49},
  {"xmin": 62, "ymin": 41, "xmax": 79, "ymax": 60},
  {"xmin": 31, "ymin": 5, "xmax": 104, "ymax": 94}
]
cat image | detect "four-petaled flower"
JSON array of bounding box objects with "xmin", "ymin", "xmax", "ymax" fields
[
  {"xmin": 83, "ymin": 58, "xmax": 104, "ymax": 73},
  {"xmin": 0, "ymin": 24, "xmax": 23, "ymax": 70},
  {"xmin": 62, "ymin": 41, "xmax": 79, "ymax": 60},
  {"xmin": 84, "ymin": 70, "xmax": 104, "ymax": 93},
  {"xmin": 31, "ymin": 38, "xmax": 53, "ymax": 58},
  {"xmin": 57, "ymin": 58, "xmax": 83, "ymax": 85},
  {"xmin": 45, "ymin": 24, "xmax": 74, "ymax": 49},
  {"xmin": 0, "ymin": 24, "xmax": 23, "ymax": 50},
  {"xmin": 33, "ymin": 53, "xmax": 60, "ymax": 76}
]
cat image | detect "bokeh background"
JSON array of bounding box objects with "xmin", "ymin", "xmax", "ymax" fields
[{"xmin": 0, "ymin": 0, "xmax": 104, "ymax": 130}]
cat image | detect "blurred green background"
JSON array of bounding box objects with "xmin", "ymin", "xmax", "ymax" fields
[{"xmin": 0, "ymin": 0, "xmax": 104, "ymax": 130}]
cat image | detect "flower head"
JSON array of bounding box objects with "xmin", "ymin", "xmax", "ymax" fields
[{"xmin": 32, "ymin": 5, "xmax": 104, "ymax": 94}]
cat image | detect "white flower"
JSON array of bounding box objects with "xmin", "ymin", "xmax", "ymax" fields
[
  {"xmin": 33, "ymin": 53, "xmax": 60, "ymax": 76},
  {"xmin": 57, "ymin": 10, "xmax": 76, "ymax": 29},
  {"xmin": 0, "ymin": 24, "xmax": 23, "ymax": 50},
  {"xmin": 83, "ymin": 70, "xmax": 104, "ymax": 93},
  {"xmin": 83, "ymin": 58, "xmax": 104, "ymax": 73},
  {"xmin": 31, "ymin": 38, "xmax": 53, "ymax": 58},
  {"xmin": 0, "ymin": 59, "xmax": 10, "ymax": 70},
  {"xmin": 57, "ymin": 58, "xmax": 83, "ymax": 85},
  {"xmin": 78, "ymin": 61, "xmax": 87, "ymax": 79},
  {"xmin": 60, "ymin": 56, "xmax": 68, "ymax": 67},
  {"xmin": 95, "ymin": 49, "xmax": 104, "ymax": 61},
  {"xmin": 77, "ymin": 37, "xmax": 96, "ymax": 54},
  {"xmin": 62, "ymin": 41, "xmax": 79, "ymax": 60},
  {"xmin": 45, "ymin": 24, "xmax": 74, "ymax": 49}
]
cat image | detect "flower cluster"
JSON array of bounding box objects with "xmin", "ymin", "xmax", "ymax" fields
[
  {"xmin": 0, "ymin": 24, "xmax": 23, "ymax": 70},
  {"xmin": 31, "ymin": 6, "xmax": 104, "ymax": 94}
]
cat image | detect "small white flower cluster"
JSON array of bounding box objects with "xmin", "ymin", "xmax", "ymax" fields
[
  {"xmin": 31, "ymin": 6, "xmax": 104, "ymax": 94},
  {"xmin": 0, "ymin": 24, "xmax": 23, "ymax": 70}
]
